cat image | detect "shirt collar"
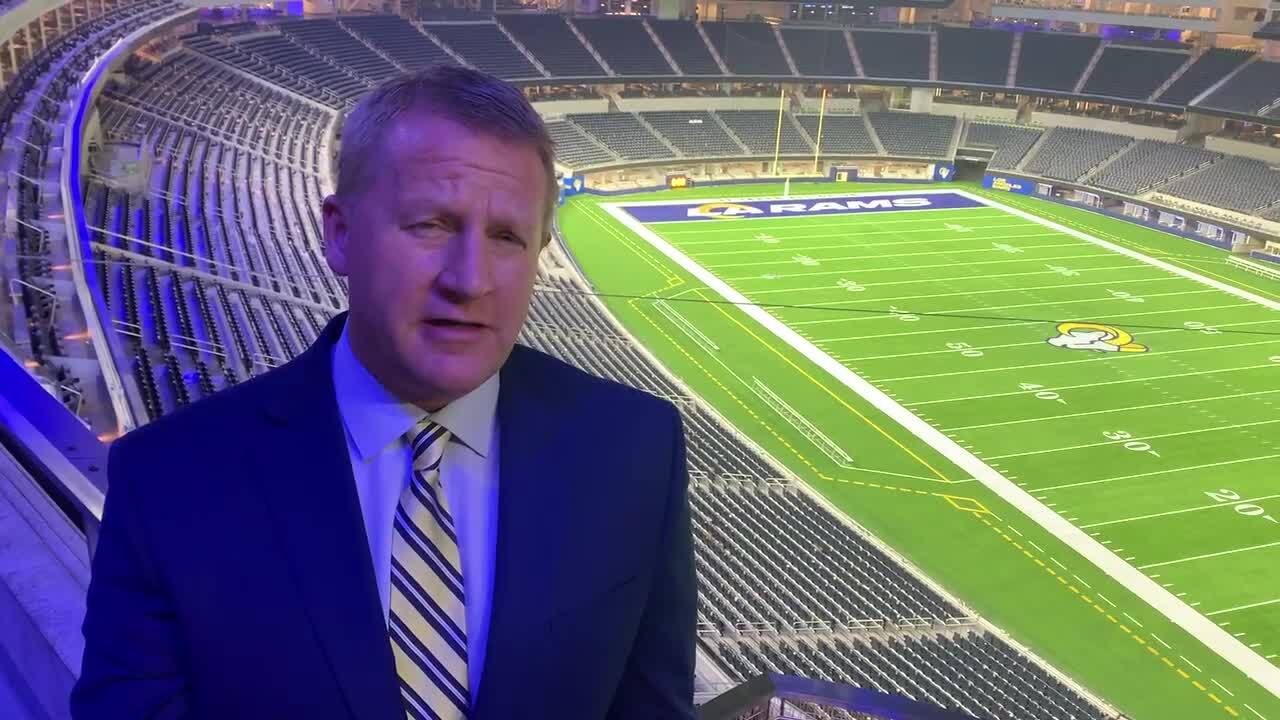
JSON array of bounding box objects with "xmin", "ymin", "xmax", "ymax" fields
[{"xmin": 331, "ymin": 321, "xmax": 498, "ymax": 462}]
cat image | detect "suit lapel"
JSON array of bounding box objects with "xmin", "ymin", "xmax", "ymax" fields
[
  {"xmin": 251, "ymin": 313, "xmax": 402, "ymax": 720},
  {"xmin": 472, "ymin": 346, "xmax": 576, "ymax": 718}
]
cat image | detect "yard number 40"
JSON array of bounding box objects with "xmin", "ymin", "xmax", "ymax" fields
[{"xmin": 1204, "ymin": 489, "xmax": 1278, "ymax": 524}]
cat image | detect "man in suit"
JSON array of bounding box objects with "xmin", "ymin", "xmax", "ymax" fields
[{"xmin": 72, "ymin": 66, "xmax": 696, "ymax": 720}]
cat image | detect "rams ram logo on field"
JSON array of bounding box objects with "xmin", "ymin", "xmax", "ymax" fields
[
  {"xmin": 686, "ymin": 197, "xmax": 933, "ymax": 219},
  {"xmin": 1046, "ymin": 322, "xmax": 1148, "ymax": 353},
  {"xmin": 687, "ymin": 202, "xmax": 764, "ymax": 219}
]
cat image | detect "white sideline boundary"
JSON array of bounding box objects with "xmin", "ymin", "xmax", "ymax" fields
[{"xmin": 601, "ymin": 190, "xmax": 1280, "ymax": 698}]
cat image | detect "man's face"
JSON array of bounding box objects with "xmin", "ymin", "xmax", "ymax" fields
[{"xmin": 323, "ymin": 113, "xmax": 547, "ymax": 409}]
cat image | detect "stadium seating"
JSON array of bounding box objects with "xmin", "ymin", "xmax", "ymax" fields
[
  {"xmin": 279, "ymin": 19, "xmax": 402, "ymax": 83},
  {"xmin": 936, "ymin": 27, "xmax": 1012, "ymax": 86},
  {"xmin": 1155, "ymin": 48, "xmax": 1254, "ymax": 106},
  {"xmin": 648, "ymin": 19, "xmax": 722, "ymax": 75},
  {"xmin": 1081, "ymin": 47, "xmax": 1190, "ymax": 101},
  {"xmin": 498, "ymin": 14, "xmax": 607, "ymax": 77},
  {"xmin": 1022, "ymin": 127, "xmax": 1134, "ymax": 182},
  {"xmin": 570, "ymin": 17, "xmax": 673, "ymax": 76},
  {"xmin": 853, "ymin": 30, "xmax": 930, "ymax": 80},
  {"xmin": 640, "ymin": 111, "xmax": 745, "ymax": 157},
  {"xmin": 1195, "ymin": 58, "xmax": 1280, "ymax": 115},
  {"xmin": 546, "ymin": 118, "xmax": 617, "ymax": 168},
  {"xmin": 795, "ymin": 114, "xmax": 877, "ymax": 155},
  {"xmin": 191, "ymin": 31, "xmax": 368, "ymax": 105},
  {"xmin": 866, "ymin": 112, "xmax": 956, "ymax": 158},
  {"xmin": 779, "ymin": 28, "xmax": 857, "ymax": 77},
  {"xmin": 701, "ymin": 21, "xmax": 792, "ymax": 76},
  {"xmin": 704, "ymin": 632, "xmax": 1107, "ymax": 720},
  {"xmin": 339, "ymin": 14, "xmax": 456, "ymax": 71},
  {"xmin": 423, "ymin": 22, "xmax": 542, "ymax": 79},
  {"xmin": 1160, "ymin": 157, "xmax": 1280, "ymax": 213},
  {"xmin": 566, "ymin": 112, "xmax": 675, "ymax": 160},
  {"xmin": 716, "ymin": 110, "xmax": 812, "ymax": 154},
  {"xmin": 1014, "ymin": 32, "xmax": 1100, "ymax": 92},
  {"xmin": 1088, "ymin": 140, "xmax": 1222, "ymax": 195},
  {"xmin": 2, "ymin": 0, "xmax": 182, "ymax": 417},
  {"xmin": 963, "ymin": 122, "xmax": 1043, "ymax": 170},
  {"xmin": 91, "ymin": 50, "xmax": 340, "ymax": 400}
]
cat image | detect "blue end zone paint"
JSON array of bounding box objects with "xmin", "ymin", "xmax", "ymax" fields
[{"xmin": 619, "ymin": 191, "xmax": 984, "ymax": 223}]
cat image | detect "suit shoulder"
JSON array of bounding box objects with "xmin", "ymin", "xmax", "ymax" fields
[
  {"xmin": 510, "ymin": 344, "xmax": 678, "ymax": 420},
  {"xmin": 111, "ymin": 360, "xmax": 294, "ymax": 464}
]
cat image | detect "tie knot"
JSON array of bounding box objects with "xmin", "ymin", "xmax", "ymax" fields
[{"xmin": 407, "ymin": 420, "xmax": 451, "ymax": 473}]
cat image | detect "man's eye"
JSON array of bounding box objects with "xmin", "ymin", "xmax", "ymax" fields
[{"xmin": 499, "ymin": 232, "xmax": 526, "ymax": 247}]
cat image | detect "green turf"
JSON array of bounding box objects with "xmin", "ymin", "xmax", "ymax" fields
[{"xmin": 559, "ymin": 180, "xmax": 1280, "ymax": 719}]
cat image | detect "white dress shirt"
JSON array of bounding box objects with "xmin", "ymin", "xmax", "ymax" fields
[{"xmin": 330, "ymin": 324, "xmax": 500, "ymax": 703}]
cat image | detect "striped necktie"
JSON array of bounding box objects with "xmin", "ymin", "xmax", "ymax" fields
[{"xmin": 389, "ymin": 419, "xmax": 470, "ymax": 719}]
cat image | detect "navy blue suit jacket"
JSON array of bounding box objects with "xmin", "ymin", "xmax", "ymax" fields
[{"xmin": 71, "ymin": 313, "xmax": 696, "ymax": 719}]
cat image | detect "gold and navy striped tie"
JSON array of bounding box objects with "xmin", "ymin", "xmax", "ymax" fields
[{"xmin": 389, "ymin": 419, "xmax": 470, "ymax": 719}]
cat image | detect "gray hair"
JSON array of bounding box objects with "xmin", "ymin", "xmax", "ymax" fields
[{"xmin": 335, "ymin": 65, "xmax": 558, "ymax": 234}]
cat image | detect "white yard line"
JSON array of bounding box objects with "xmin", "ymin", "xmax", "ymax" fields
[
  {"xmin": 1079, "ymin": 493, "xmax": 1280, "ymax": 529},
  {"xmin": 956, "ymin": 189, "xmax": 1280, "ymax": 312},
  {"xmin": 1205, "ymin": 598, "xmax": 1280, "ymax": 618},
  {"xmin": 1032, "ymin": 453, "xmax": 1280, "ymax": 493},
  {"xmin": 768, "ymin": 274, "xmax": 1192, "ymax": 310},
  {"xmin": 603, "ymin": 195, "xmax": 1280, "ymax": 696},
  {"xmin": 821, "ymin": 302, "xmax": 1254, "ymax": 345},
  {"xmin": 942, "ymin": 388, "xmax": 1280, "ymax": 432},
  {"xmin": 985, "ymin": 418, "xmax": 1280, "ymax": 461},
  {"xmin": 696, "ymin": 231, "xmax": 1066, "ymax": 256},
  {"xmin": 746, "ymin": 263, "xmax": 1148, "ymax": 295},
  {"xmin": 1138, "ymin": 540, "xmax": 1280, "ymax": 570},
  {"xmin": 876, "ymin": 336, "xmax": 1280, "ymax": 383},
  {"xmin": 787, "ymin": 288, "xmax": 1218, "ymax": 328},
  {"xmin": 706, "ymin": 240, "xmax": 1089, "ymax": 269},
  {"xmin": 905, "ymin": 359, "xmax": 1275, "ymax": 407},
  {"xmin": 723, "ymin": 251, "xmax": 1117, "ymax": 283}
]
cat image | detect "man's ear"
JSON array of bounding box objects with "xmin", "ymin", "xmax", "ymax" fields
[{"xmin": 323, "ymin": 194, "xmax": 351, "ymax": 276}]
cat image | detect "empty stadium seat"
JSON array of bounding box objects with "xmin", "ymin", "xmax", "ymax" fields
[
  {"xmin": 1022, "ymin": 127, "xmax": 1133, "ymax": 182},
  {"xmin": 701, "ymin": 21, "xmax": 792, "ymax": 76},
  {"xmin": 571, "ymin": 17, "xmax": 673, "ymax": 76},
  {"xmin": 499, "ymin": 14, "xmax": 607, "ymax": 77},
  {"xmin": 1014, "ymin": 32, "xmax": 1099, "ymax": 92},
  {"xmin": 937, "ymin": 27, "xmax": 1012, "ymax": 86},
  {"xmin": 866, "ymin": 112, "xmax": 955, "ymax": 158},
  {"xmin": 853, "ymin": 30, "xmax": 930, "ymax": 80}
]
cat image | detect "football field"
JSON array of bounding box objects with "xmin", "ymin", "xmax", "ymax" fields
[{"xmin": 561, "ymin": 181, "xmax": 1280, "ymax": 719}]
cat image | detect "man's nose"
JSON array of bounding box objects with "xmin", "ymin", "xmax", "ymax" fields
[{"xmin": 436, "ymin": 224, "xmax": 495, "ymax": 302}]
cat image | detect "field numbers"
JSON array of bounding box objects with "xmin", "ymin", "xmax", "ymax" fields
[
  {"xmin": 1107, "ymin": 289, "xmax": 1145, "ymax": 303},
  {"xmin": 793, "ymin": 254, "xmax": 820, "ymax": 267},
  {"xmin": 1270, "ymin": 355, "xmax": 1280, "ymax": 363},
  {"xmin": 889, "ymin": 306, "xmax": 920, "ymax": 322},
  {"xmin": 1203, "ymin": 488, "xmax": 1278, "ymax": 524},
  {"xmin": 945, "ymin": 223, "xmax": 973, "ymax": 233},
  {"xmin": 755, "ymin": 233, "xmax": 780, "ymax": 244},
  {"xmin": 837, "ymin": 278, "xmax": 866, "ymax": 293},
  {"xmin": 1103, "ymin": 430, "xmax": 1161, "ymax": 458},
  {"xmin": 993, "ymin": 242, "xmax": 1024, "ymax": 254},
  {"xmin": 1183, "ymin": 321, "xmax": 1221, "ymax": 335},
  {"xmin": 1019, "ymin": 382, "xmax": 1066, "ymax": 404},
  {"xmin": 1046, "ymin": 264, "xmax": 1080, "ymax": 277},
  {"xmin": 946, "ymin": 341, "xmax": 984, "ymax": 358}
]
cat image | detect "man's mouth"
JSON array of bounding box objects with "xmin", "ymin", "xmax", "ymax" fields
[{"xmin": 425, "ymin": 317, "xmax": 486, "ymax": 330}]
